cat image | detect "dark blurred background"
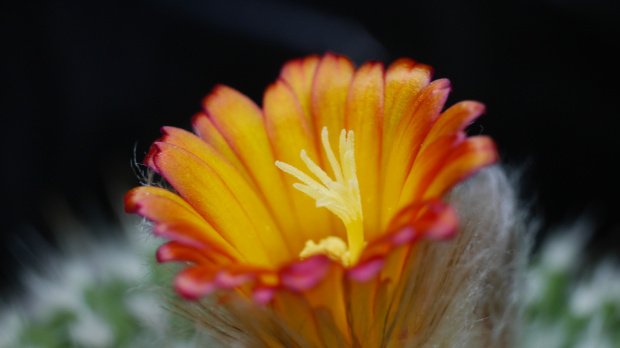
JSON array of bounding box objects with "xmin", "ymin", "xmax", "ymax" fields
[{"xmin": 2, "ymin": 0, "xmax": 619, "ymax": 294}]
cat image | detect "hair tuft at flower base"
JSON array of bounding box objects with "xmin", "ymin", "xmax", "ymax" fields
[{"xmin": 125, "ymin": 53, "xmax": 525, "ymax": 347}]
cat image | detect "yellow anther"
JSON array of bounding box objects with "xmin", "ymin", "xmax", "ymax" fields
[{"xmin": 299, "ymin": 237, "xmax": 352, "ymax": 267}]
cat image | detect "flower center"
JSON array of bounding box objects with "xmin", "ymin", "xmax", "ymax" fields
[{"xmin": 275, "ymin": 127, "xmax": 364, "ymax": 266}]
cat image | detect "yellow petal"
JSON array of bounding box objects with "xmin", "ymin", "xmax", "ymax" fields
[
  {"xmin": 156, "ymin": 127, "xmax": 291, "ymax": 265},
  {"xmin": 125, "ymin": 185, "xmax": 199, "ymax": 217},
  {"xmin": 192, "ymin": 112, "xmax": 256, "ymax": 188},
  {"xmin": 279, "ymin": 55, "xmax": 320, "ymax": 136},
  {"xmin": 345, "ymin": 61, "xmax": 384, "ymax": 238},
  {"xmin": 311, "ymin": 53, "xmax": 355, "ymax": 179},
  {"xmin": 125, "ymin": 186, "xmax": 241, "ymax": 260},
  {"xmin": 203, "ymin": 85, "xmax": 301, "ymax": 251},
  {"xmin": 150, "ymin": 142, "xmax": 273, "ymax": 267},
  {"xmin": 263, "ymin": 79, "xmax": 333, "ymax": 246}
]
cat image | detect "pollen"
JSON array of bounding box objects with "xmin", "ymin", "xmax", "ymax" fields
[{"xmin": 276, "ymin": 127, "xmax": 364, "ymax": 265}]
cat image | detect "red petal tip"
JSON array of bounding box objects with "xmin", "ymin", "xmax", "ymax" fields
[
  {"xmin": 280, "ymin": 256, "xmax": 331, "ymax": 292},
  {"xmin": 253, "ymin": 287, "xmax": 276, "ymax": 304},
  {"xmin": 347, "ymin": 258, "xmax": 384, "ymax": 282},
  {"xmin": 175, "ymin": 271, "xmax": 216, "ymax": 300}
]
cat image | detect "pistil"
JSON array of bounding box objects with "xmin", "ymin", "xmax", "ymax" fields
[{"xmin": 276, "ymin": 127, "xmax": 364, "ymax": 265}]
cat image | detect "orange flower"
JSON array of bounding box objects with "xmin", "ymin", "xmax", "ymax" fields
[{"xmin": 125, "ymin": 53, "xmax": 498, "ymax": 346}]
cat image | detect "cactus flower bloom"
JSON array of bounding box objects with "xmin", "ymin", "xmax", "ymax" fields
[{"xmin": 125, "ymin": 53, "xmax": 501, "ymax": 347}]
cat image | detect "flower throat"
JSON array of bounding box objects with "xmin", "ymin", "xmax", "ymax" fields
[{"xmin": 276, "ymin": 127, "xmax": 364, "ymax": 267}]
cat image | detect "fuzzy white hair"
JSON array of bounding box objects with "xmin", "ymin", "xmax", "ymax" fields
[{"xmin": 412, "ymin": 165, "xmax": 530, "ymax": 347}]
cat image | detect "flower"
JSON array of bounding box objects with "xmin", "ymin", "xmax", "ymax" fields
[{"xmin": 125, "ymin": 53, "xmax": 502, "ymax": 346}]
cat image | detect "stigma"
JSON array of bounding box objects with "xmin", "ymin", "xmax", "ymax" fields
[{"xmin": 276, "ymin": 127, "xmax": 364, "ymax": 266}]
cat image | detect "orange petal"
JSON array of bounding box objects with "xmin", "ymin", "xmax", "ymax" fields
[
  {"xmin": 263, "ymin": 79, "xmax": 333, "ymax": 246},
  {"xmin": 150, "ymin": 142, "xmax": 273, "ymax": 267},
  {"xmin": 423, "ymin": 135, "xmax": 499, "ymax": 200},
  {"xmin": 425, "ymin": 100, "xmax": 486, "ymax": 145},
  {"xmin": 380, "ymin": 79, "xmax": 451, "ymax": 229},
  {"xmin": 311, "ymin": 53, "xmax": 355, "ymax": 178},
  {"xmin": 204, "ymin": 85, "xmax": 300, "ymax": 253},
  {"xmin": 345, "ymin": 61, "xmax": 384, "ymax": 238},
  {"xmin": 279, "ymin": 55, "xmax": 320, "ymax": 137},
  {"xmin": 382, "ymin": 58, "xmax": 433, "ymax": 170},
  {"xmin": 398, "ymin": 134, "xmax": 462, "ymax": 206},
  {"xmin": 355, "ymin": 200, "xmax": 458, "ymax": 268},
  {"xmin": 385, "ymin": 200, "xmax": 459, "ymax": 241}
]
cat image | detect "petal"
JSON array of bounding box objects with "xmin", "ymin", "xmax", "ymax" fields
[
  {"xmin": 125, "ymin": 186, "xmax": 241, "ymax": 259},
  {"xmin": 422, "ymin": 136, "xmax": 499, "ymax": 200},
  {"xmin": 213, "ymin": 270, "xmax": 256, "ymax": 290},
  {"xmin": 155, "ymin": 127, "xmax": 291, "ymax": 263},
  {"xmin": 425, "ymin": 100, "xmax": 486, "ymax": 145},
  {"xmin": 271, "ymin": 291, "xmax": 324, "ymax": 348},
  {"xmin": 150, "ymin": 142, "xmax": 273, "ymax": 267},
  {"xmin": 159, "ymin": 126, "xmax": 260, "ymax": 192},
  {"xmin": 380, "ymin": 79, "xmax": 452, "ymax": 228},
  {"xmin": 346, "ymin": 276, "xmax": 381, "ymax": 346},
  {"xmin": 302, "ymin": 264, "xmax": 350, "ymax": 344},
  {"xmin": 311, "ymin": 53, "xmax": 355, "ymax": 179},
  {"xmin": 153, "ymin": 220, "xmax": 239, "ymax": 257},
  {"xmin": 280, "ymin": 255, "xmax": 332, "ymax": 292},
  {"xmin": 386, "ymin": 200, "xmax": 459, "ymax": 241},
  {"xmin": 279, "ymin": 55, "xmax": 320, "ymax": 135},
  {"xmin": 174, "ymin": 265, "xmax": 218, "ymax": 300},
  {"xmin": 351, "ymin": 200, "xmax": 458, "ymax": 292},
  {"xmin": 203, "ymin": 85, "xmax": 300, "ymax": 253},
  {"xmin": 374, "ymin": 247, "xmax": 410, "ymax": 332},
  {"xmin": 156, "ymin": 241, "xmax": 226, "ymax": 265},
  {"xmin": 401, "ymin": 101, "xmax": 488, "ymax": 204},
  {"xmin": 399, "ymin": 133, "xmax": 462, "ymax": 206},
  {"xmin": 263, "ymin": 80, "xmax": 317, "ymax": 160},
  {"xmin": 133, "ymin": 206, "xmax": 240, "ymax": 260},
  {"xmin": 192, "ymin": 112, "xmax": 256, "ymax": 186},
  {"xmin": 347, "ymin": 258, "xmax": 384, "ymax": 282},
  {"xmin": 252, "ymin": 287, "xmax": 276, "ymax": 304},
  {"xmin": 181, "ymin": 263, "xmax": 272, "ymax": 298},
  {"xmin": 382, "ymin": 58, "xmax": 433, "ymax": 170},
  {"xmin": 345, "ymin": 61, "xmax": 384, "ymax": 238},
  {"xmin": 125, "ymin": 186, "xmax": 198, "ymax": 216},
  {"xmin": 263, "ymin": 79, "xmax": 333, "ymax": 246}
]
